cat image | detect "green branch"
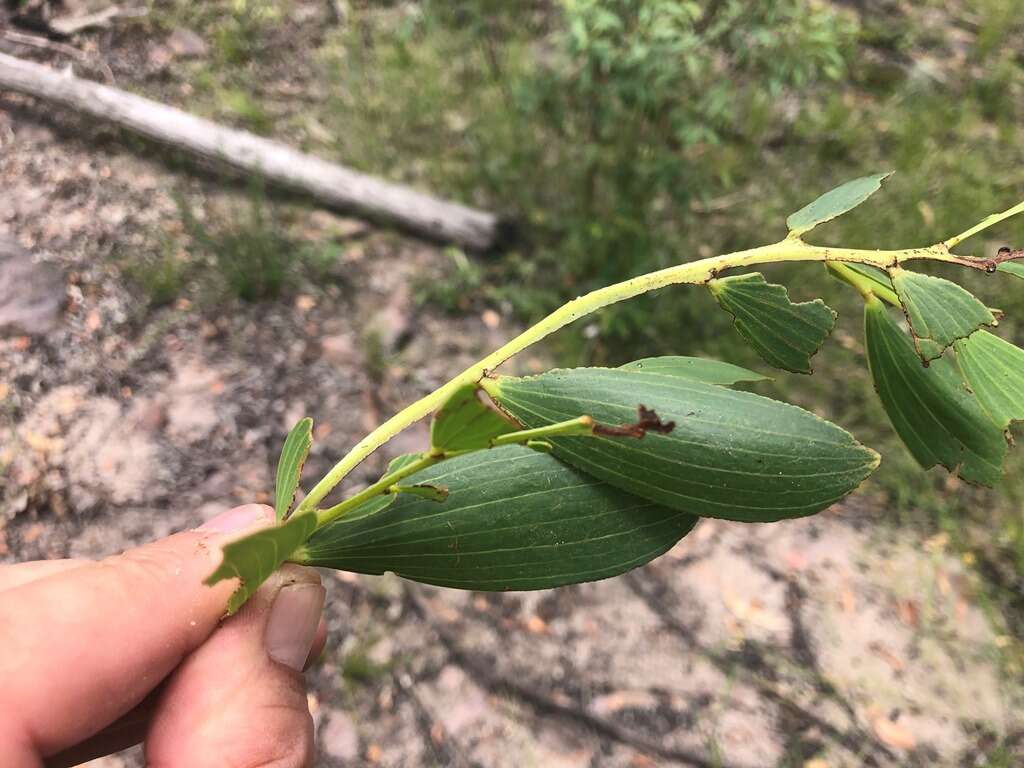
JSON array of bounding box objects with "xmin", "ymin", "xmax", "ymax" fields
[{"xmin": 294, "ymin": 237, "xmax": 997, "ymax": 518}]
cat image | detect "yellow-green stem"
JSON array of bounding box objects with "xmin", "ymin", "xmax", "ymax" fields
[{"xmin": 295, "ymin": 237, "xmax": 976, "ymax": 520}]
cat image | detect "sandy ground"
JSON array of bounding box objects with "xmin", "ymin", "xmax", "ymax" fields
[{"xmin": 1, "ymin": 10, "xmax": 1022, "ymax": 767}]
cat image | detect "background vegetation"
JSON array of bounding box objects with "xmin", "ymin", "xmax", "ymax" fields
[{"xmin": 142, "ymin": 0, "xmax": 1024, "ymax": 646}]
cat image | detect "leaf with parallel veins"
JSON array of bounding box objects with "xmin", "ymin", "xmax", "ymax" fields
[
  {"xmin": 274, "ymin": 417, "xmax": 313, "ymax": 522},
  {"xmin": 205, "ymin": 511, "xmax": 318, "ymax": 614},
  {"xmin": 708, "ymin": 273, "xmax": 836, "ymax": 374},
  {"xmin": 430, "ymin": 383, "xmax": 518, "ymax": 451},
  {"xmin": 296, "ymin": 446, "xmax": 698, "ymax": 591},
  {"xmin": 864, "ymin": 298, "xmax": 1007, "ymax": 487},
  {"xmin": 954, "ymin": 330, "xmax": 1024, "ymax": 430},
  {"xmin": 489, "ymin": 367, "xmax": 878, "ymax": 523},
  {"xmin": 889, "ymin": 268, "xmax": 995, "ymax": 362}
]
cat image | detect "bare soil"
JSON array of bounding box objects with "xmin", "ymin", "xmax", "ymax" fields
[{"xmin": 1, "ymin": 7, "xmax": 1021, "ymax": 767}]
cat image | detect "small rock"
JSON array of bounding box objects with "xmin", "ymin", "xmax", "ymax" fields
[
  {"xmin": 0, "ymin": 236, "xmax": 64, "ymax": 336},
  {"xmin": 320, "ymin": 712, "xmax": 359, "ymax": 761},
  {"xmin": 167, "ymin": 28, "xmax": 208, "ymax": 58}
]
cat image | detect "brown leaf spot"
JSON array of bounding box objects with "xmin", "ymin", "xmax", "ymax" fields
[{"xmin": 593, "ymin": 405, "xmax": 675, "ymax": 438}]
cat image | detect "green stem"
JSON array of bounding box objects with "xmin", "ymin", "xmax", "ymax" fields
[
  {"xmin": 314, "ymin": 416, "xmax": 597, "ymax": 529},
  {"xmin": 943, "ymin": 200, "xmax": 1024, "ymax": 249},
  {"xmin": 488, "ymin": 416, "xmax": 594, "ymax": 447},
  {"xmin": 294, "ymin": 237, "xmax": 978, "ymax": 518},
  {"xmin": 315, "ymin": 453, "xmax": 440, "ymax": 526},
  {"xmin": 827, "ymin": 262, "xmax": 900, "ymax": 305}
]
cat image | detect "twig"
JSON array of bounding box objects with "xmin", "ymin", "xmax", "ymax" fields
[
  {"xmin": 0, "ymin": 52, "xmax": 500, "ymax": 250},
  {"xmin": 0, "ymin": 30, "xmax": 115, "ymax": 84}
]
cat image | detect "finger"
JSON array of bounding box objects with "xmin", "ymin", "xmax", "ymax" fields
[
  {"xmin": 45, "ymin": 691, "xmax": 159, "ymax": 768},
  {"xmin": 146, "ymin": 564, "xmax": 325, "ymax": 768},
  {"xmin": 0, "ymin": 504, "xmax": 274, "ymax": 760},
  {"xmin": 0, "ymin": 559, "xmax": 89, "ymax": 593},
  {"xmin": 47, "ymin": 615, "xmax": 327, "ymax": 767}
]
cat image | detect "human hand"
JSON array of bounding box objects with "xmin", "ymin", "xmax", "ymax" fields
[{"xmin": 0, "ymin": 504, "xmax": 327, "ymax": 768}]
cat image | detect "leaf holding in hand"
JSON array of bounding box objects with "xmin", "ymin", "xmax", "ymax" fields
[
  {"xmin": 430, "ymin": 383, "xmax": 518, "ymax": 451},
  {"xmin": 954, "ymin": 330, "xmax": 1024, "ymax": 429},
  {"xmin": 998, "ymin": 262, "xmax": 1024, "ymax": 280},
  {"xmin": 620, "ymin": 356, "xmax": 767, "ymax": 386},
  {"xmin": 864, "ymin": 298, "xmax": 1007, "ymax": 486},
  {"xmin": 205, "ymin": 511, "xmax": 318, "ymax": 613},
  {"xmin": 889, "ymin": 268, "xmax": 995, "ymax": 361},
  {"xmin": 786, "ymin": 172, "xmax": 892, "ymax": 237},
  {"xmin": 275, "ymin": 417, "xmax": 313, "ymax": 522},
  {"xmin": 709, "ymin": 273, "xmax": 836, "ymax": 374},
  {"xmin": 296, "ymin": 446, "xmax": 698, "ymax": 591},
  {"xmin": 489, "ymin": 367, "xmax": 878, "ymax": 523}
]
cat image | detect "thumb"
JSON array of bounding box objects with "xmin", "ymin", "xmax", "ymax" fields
[
  {"xmin": 145, "ymin": 564, "xmax": 325, "ymax": 768},
  {"xmin": 0, "ymin": 504, "xmax": 274, "ymax": 759}
]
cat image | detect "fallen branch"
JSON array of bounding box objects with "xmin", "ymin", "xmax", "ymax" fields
[{"xmin": 0, "ymin": 52, "xmax": 501, "ymax": 250}]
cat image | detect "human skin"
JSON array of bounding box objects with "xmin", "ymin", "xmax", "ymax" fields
[{"xmin": 0, "ymin": 504, "xmax": 328, "ymax": 768}]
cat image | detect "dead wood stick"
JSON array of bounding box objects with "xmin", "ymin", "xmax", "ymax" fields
[{"xmin": 0, "ymin": 52, "xmax": 501, "ymax": 250}]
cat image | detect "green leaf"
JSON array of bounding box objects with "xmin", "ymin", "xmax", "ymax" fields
[
  {"xmin": 430, "ymin": 384, "xmax": 518, "ymax": 451},
  {"xmin": 864, "ymin": 298, "xmax": 1007, "ymax": 487},
  {"xmin": 297, "ymin": 446, "xmax": 698, "ymax": 591},
  {"xmin": 275, "ymin": 417, "xmax": 313, "ymax": 522},
  {"xmin": 708, "ymin": 273, "xmax": 836, "ymax": 374},
  {"xmin": 620, "ymin": 356, "xmax": 767, "ymax": 385},
  {"xmin": 205, "ymin": 511, "xmax": 318, "ymax": 613},
  {"xmin": 954, "ymin": 330, "xmax": 1024, "ymax": 429},
  {"xmin": 786, "ymin": 172, "xmax": 892, "ymax": 237},
  {"xmin": 998, "ymin": 262, "xmax": 1024, "ymax": 280},
  {"xmin": 490, "ymin": 368, "xmax": 878, "ymax": 522},
  {"xmin": 386, "ymin": 453, "xmax": 423, "ymax": 474},
  {"xmin": 889, "ymin": 268, "xmax": 995, "ymax": 361}
]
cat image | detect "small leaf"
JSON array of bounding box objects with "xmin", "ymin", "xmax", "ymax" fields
[
  {"xmin": 864, "ymin": 298, "xmax": 1007, "ymax": 486},
  {"xmin": 491, "ymin": 368, "xmax": 878, "ymax": 522},
  {"xmin": 386, "ymin": 453, "xmax": 423, "ymax": 474},
  {"xmin": 275, "ymin": 417, "xmax": 313, "ymax": 522},
  {"xmin": 889, "ymin": 268, "xmax": 995, "ymax": 361},
  {"xmin": 205, "ymin": 511, "xmax": 318, "ymax": 613},
  {"xmin": 620, "ymin": 356, "xmax": 767, "ymax": 385},
  {"xmin": 954, "ymin": 330, "xmax": 1024, "ymax": 429},
  {"xmin": 297, "ymin": 446, "xmax": 698, "ymax": 590},
  {"xmin": 998, "ymin": 262, "xmax": 1024, "ymax": 280},
  {"xmin": 392, "ymin": 483, "xmax": 449, "ymax": 502},
  {"xmin": 430, "ymin": 384, "xmax": 518, "ymax": 451},
  {"xmin": 709, "ymin": 273, "xmax": 836, "ymax": 374},
  {"xmin": 786, "ymin": 172, "xmax": 892, "ymax": 237}
]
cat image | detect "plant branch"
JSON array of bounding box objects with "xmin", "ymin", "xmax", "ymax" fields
[
  {"xmin": 315, "ymin": 453, "xmax": 441, "ymax": 526},
  {"xmin": 827, "ymin": 262, "xmax": 900, "ymax": 304},
  {"xmin": 943, "ymin": 200, "xmax": 1024, "ymax": 249},
  {"xmin": 295, "ymin": 229, "xmax": 1012, "ymax": 517}
]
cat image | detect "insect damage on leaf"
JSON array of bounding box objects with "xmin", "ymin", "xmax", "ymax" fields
[
  {"xmin": 888, "ymin": 268, "xmax": 995, "ymax": 362},
  {"xmin": 592, "ymin": 405, "xmax": 676, "ymax": 438},
  {"xmin": 708, "ymin": 272, "xmax": 836, "ymax": 374}
]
